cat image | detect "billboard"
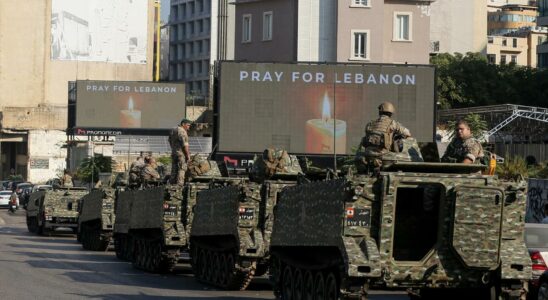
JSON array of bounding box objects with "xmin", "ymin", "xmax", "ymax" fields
[
  {"xmin": 51, "ymin": 0, "xmax": 148, "ymax": 63},
  {"xmin": 73, "ymin": 81, "xmax": 185, "ymax": 134},
  {"xmin": 218, "ymin": 62, "xmax": 436, "ymax": 155}
]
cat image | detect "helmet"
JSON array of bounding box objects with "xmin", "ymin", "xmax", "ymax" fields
[
  {"xmin": 180, "ymin": 118, "xmax": 193, "ymax": 125},
  {"xmin": 378, "ymin": 102, "xmax": 395, "ymax": 114}
]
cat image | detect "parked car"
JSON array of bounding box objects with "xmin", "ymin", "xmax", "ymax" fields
[
  {"xmin": 31, "ymin": 185, "xmax": 53, "ymax": 193},
  {"xmin": 525, "ymin": 223, "xmax": 548, "ymax": 299},
  {"xmin": 20, "ymin": 185, "xmax": 41, "ymax": 209},
  {"xmin": 7, "ymin": 180, "xmax": 24, "ymax": 191},
  {"xmin": 15, "ymin": 182, "xmax": 32, "ymax": 196},
  {"xmin": 0, "ymin": 190, "xmax": 18, "ymax": 208},
  {"xmin": 0, "ymin": 180, "xmax": 10, "ymax": 190},
  {"xmin": 46, "ymin": 178, "xmax": 61, "ymax": 188}
]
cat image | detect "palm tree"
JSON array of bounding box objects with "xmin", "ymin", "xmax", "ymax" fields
[{"xmin": 77, "ymin": 154, "xmax": 114, "ymax": 184}]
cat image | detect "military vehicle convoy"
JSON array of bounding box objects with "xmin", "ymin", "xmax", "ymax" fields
[
  {"xmin": 77, "ymin": 188, "xmax": 117, "ymax": 251},
  {"xmin": 113, "ymin": 156, "xmax": 224, "ymax": 273},
  {"xmin": 26, "ymin": 187, "xmax": 89, "ymax": 235},
  {"xmin": 268, "ymin": 141, "xmax": 531, "ymax": 300},
  {"xmin": 190, "ymin": 149, "xmax": 303, "ymax": 290}
]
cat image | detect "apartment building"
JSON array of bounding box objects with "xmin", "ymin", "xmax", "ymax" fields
[
  {"xmin": 430, "ymin": 0, "xmax": 487, "ymax": 55},
  {"xmin": 0, "ymin": 0, "xmax": 156, "ymax": 182},
  {"xmin": 488, "ymin": 3, "xmax": 538, "ymax": 35},
  {"xmin": 168, "ymin": 0, "xmax": 235, "ymax": 102},
  {"xmin": 538, "ymin": 0, "xmax": 548, "ymax": 67},
  {"xmin": 233, "ymin": 0, "xmax": 435, "ymax": 65}
]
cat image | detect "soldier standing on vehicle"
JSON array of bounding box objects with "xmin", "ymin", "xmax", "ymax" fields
[
  {"xmin": 441, "ymin": 120, "xmax": 484, "ymax": 164},
  {"xmin": 169, "ymin": 118, "xmax": 192, "ymax": 186},
  {"xmin": 61, "ymin": 169, "xmax": 73, "ymax": 187},
  {"xmin": 358, "ymin": 102, "xmax": 411, "ymax": 173},
  {"xmin": 128, "ymin": 156, "xmax": 144, "ymax": 186}
]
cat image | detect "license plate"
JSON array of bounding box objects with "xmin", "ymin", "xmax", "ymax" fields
[
  {"xmin": 164, "ymin": 204, "xmax": 177, "ymax": 216},
  {"xmin": 345, "ymin": 207, "xmax": 371, "ymax": 227},
  {"xmin": 239, "ymin": 207, "xmax": 254, "ymax": 220}
]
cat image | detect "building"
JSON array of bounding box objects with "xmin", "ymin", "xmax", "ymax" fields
[
  {"xmin": 0, "ymin": 0, "xmax": 156, "ymax": 182},
  {"xmin": 430, "ymin": 0, "xmax": 487, "ymax": 55},
  {"xmin": 488, "ymin": 3, "xmax": 538, "ymax": 35},
  {"xmin": 487, "ymin": 0, "xmax": 536, "ymax": 12},
  {"xmin": 538, "ymin": 0, "xmax": 548, "ymax": 68},
  {"xmin": 233, "ymin": 0, "xmax": 435, "ymax": 65},
  {"xmin": 160, "ymin": 23, "xmax": 171, "ymax": 81},
  {"xmin": 168, "ymin": 0, "xmax": 234, "ymax": 104},
  {"xmin": 486, "ymin": 35, "xmax": 529, "ymax": 65}
]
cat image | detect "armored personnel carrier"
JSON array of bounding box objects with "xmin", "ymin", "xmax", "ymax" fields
[
  {"xmin": 190, "ymin": 149, "xmax": 303, "ymax": 290},
  {"xmin": 77, "ymin": 188, "xmax": 117, "ymax": 251},
  {"xmin": 26, "ymin": 187, "xmax": 89, "ymax": 235},
  {"xmin": 269, "ymin": 139, "xmax": 531, "ymax": 300},
  {"xmin": 113, "ymin": 156, "xmax": 224, "ymax": 273}
]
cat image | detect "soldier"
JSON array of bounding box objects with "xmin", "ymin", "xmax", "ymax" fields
[
  {"xmin": 358, "ymin": 102, "xmax": 411, "ymax": 173},
  {"xmin": 128, "ymin": 156, "xmax": 144, "ymax": 186},
  {"xmin": 141, "ymin": 156, "xmax": 160, "ymax": 183},
  {"xmin": 441, "ymin": 120, "xmax": 484, "ymax": 164},
  {"xmin": 169, "ymin": 118, "xmax": 192, "ymax": 186},
  {"xmin": 61, "ymin": 169, "xmax": 73, "ymax": 187}
]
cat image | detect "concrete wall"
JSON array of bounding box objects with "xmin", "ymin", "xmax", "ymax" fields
[
  {"xmin": 430, "ymin": 0, "xmax": 487, "ymax": 55},
  {"xmin": 234, "ymin": 0, "xmax": 296, "ymax": 62},
  {"xmin": 27, "ymin": 130, "xmax": 67, "ymax": 183},
  {"xmin": 0, "ymin": 0, "xmax": 155, "ymax": 113}
]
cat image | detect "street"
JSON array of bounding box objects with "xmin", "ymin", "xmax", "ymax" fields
[{"xmin": 0, "ymin": 209, "xmax": 407, "ymax": 300}]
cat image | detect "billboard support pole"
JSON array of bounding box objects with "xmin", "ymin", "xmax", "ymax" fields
[
  {"xmin": 333, "ymin": 74, "xmax": 337, "ymax": 174},
  {"xmin": 127, "ymin": 136, "xmax": 132, "ymax": 175}
]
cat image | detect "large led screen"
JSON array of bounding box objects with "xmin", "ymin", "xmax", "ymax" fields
[
  {"xmin": 51, "ymin": 0, "xmax": 148, "ymax": 63},
  {"xmin": 75, "ymin": 81, "xmax": 185, "ymax": 130},
  {"xmin": 218, "ymin": 62, "xmax": 436, "ymax": 155}
]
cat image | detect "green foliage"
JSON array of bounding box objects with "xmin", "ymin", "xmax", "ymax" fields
[
  {"xmin": 496, "ymin": 155, "xmax": 528, "ymax": 181},
  {"xmin": 446, "ymin": 113, "xmax": 488, "ymax": 140},
  {"xmin": 156, "ymin": 155, "xmax": 172, "ymax": 166},
  {"xmin": 430, "ymin": 52, "xmax": 548, "ymax": 108},
  {"xmin": 77, "ymin": 154, "xmax": 114, "ymax": 183}
]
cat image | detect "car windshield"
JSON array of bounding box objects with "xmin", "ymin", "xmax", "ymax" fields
[{"xmin": 0, "ymin": 191, "xmax": 13, "ymax": 195}]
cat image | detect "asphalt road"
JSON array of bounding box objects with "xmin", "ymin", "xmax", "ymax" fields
[{"xmin": 0, "ymin": 209, "xmax": 408, "ymax": 300}]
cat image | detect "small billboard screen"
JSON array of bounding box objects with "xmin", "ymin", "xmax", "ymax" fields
[
  {"xmin": 74, "ymin": 80, "xmax": 185, "ymax": 134},
  {"xmin": 217, "ymin": 62, "xmax": 436, "ymax": 155}
]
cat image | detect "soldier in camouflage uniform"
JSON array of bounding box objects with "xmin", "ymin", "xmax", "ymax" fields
[
  {"xmin": 358, "ymin": 102, "xmax": 411, "ymax": 173},
  {"xmin": 141, "ymin": 157, "xmax": 160, "ymax": 183},
  {"xmin": 61, "ymin": 169, "xmax": 73, "ymax": 187},
  {"xmin": 441, "ymin": 119, "xmax": 484, "ymax": 164},
  {"xmin": 169, "ymin": 118, "xmax": 192, "ymax": 186},
  {"xmin": 128, "ymin": 156, "xmax": 144, "ymax": 187}
]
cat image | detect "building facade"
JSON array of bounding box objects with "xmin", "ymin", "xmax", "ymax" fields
[
  {"xmin": 168, "ymin": 0, "xmax": 235, "ymax": 104},
  {"xmin": 538, "ymin": 0, "xmax": 548, "ymax": 67},
  {"xmin": 488, "ymin": 4, "xmax": 538, "ymax": 35},
  {"xmin": 430, "ymin": 0, "xmax": 487, "ymax": 55},
  {"xmin": 0, "ymin": 0, "xmax": 156, "ymax": 182},
  {"xmin": 486, "ymin": 35, "xmax": 529, "ymax": 65},
  {"xmin": 234, "ymin": 0, "xmax": 435, "ymax": 65}
]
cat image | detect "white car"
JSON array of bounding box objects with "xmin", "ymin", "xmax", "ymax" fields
[{"xmin": 0, "ymin": 191, "xmax": 17, "ymax": 208}]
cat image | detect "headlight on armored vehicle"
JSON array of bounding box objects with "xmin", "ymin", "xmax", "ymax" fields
[{"xmin": 354, "ymin": 186, "xmax": 364, "ymax": 196}]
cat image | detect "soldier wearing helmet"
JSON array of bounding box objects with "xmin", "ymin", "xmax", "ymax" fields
[{"xmin": 358, "ymin": 102, "xmax": 411, "ymax": 173}]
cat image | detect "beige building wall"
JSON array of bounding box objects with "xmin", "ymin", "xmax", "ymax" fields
[
  {"xmin": 0, "ymin": 0, "xmax": 154, "ymax": 114},
  {"xmin": 486, "ymin": 35, "xmax": 529, "ymax": 65},
  {"xmin": 430, "ymin": 0, "xmax": 487, "ymax": 55},
  {"xmin": 337, "ymin": 0, "xmax": 432, "ymax": 64}
]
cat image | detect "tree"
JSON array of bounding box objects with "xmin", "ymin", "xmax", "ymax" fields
[{"xmin": 77, "ymin": 154, "xmax": 114, "ymax": 184}]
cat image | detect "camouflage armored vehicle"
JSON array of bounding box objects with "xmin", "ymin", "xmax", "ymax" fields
[
  {"xmin": 26, "ymin": 187, "xmax": 89, "ymax": 235},
  {"xmin": 77, "ymin": 188, "xmax": 117, "ymax": 251},
  {"xmin": 269, "ymin": 139, "xmax": 531, "ymax": 299},
  {"xmin": 113, "ymin": 156, "xmax": 224, "ymax": 273},
  {"xmin": 190, "ymin": 149, "xmax": 303, "ymax": 290}
]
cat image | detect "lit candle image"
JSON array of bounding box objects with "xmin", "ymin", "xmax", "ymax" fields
[
  {"xmin": 119, "ymin": 97, "xmax": 142, "ymax": 128},
  {"xmin": 305, "ymin": 92, "xmax": 347, "ymax": 154}
]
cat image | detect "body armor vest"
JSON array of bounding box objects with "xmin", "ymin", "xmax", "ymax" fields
[{"xmin": 365, "ymin": 117, "xmax": 393, "ymax": 151}]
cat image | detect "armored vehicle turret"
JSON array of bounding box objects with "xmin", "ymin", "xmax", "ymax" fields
[
  {"xmin": 269, "ymin": 140, "xmax": 531, "ymax": 300},
  {"xmin": 190, "ymin": 149, "xmax": 303, "ymax": 290},
  {"xmin": 26, "ymin": 187, "xmax": 89, "ymax": 235},
  {"xmin": 77, "ymin": 188, "xmax": 117, "ymax": 251}
]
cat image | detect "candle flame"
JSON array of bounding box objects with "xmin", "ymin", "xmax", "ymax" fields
[
  {"xmin": 321, "ymin": 92, "xmax": 331, "ymax": 122},
  {"xmin": 128, "ymin": 97, "xmax": 134, "ymax": 111}
]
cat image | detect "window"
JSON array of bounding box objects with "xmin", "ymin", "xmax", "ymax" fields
[
  {"xmin": 487, "ymin": 54, "xmax": 496, "ymax": 64},
  {"xmin": 351, "ymin": 0, "xmax": 369, "ymax": 7},
  {"xmin": 350, "ymin": 30, "xmax": 370, "ymax": 60},
  {"xmin": 513, "ymin": 38, "xmax": 517, "ymax": 48},
  {"xmin": 488, "ymin": 36, "xmax": 494, "ymax": 44},
  {"xmin": 394, "ymin": 12, "xmax": 412, "ymax": 41},
  {"xmin": 242, "ymin": 14, "xmax": 252, "ymax": 43},
  {"xmin": 263, "ymin": 12, "xmax": 273, "ymax": 41},
  {"xmin": 500, "ymin": 55, "xmax": 507, "ymax": 64},
  {"xmin": 502, "ymin": 39, "xmax": 507, "ymax": 46},
  {"xmin": 511, "ymin": 55, "xmax": 517, "ymax": 64}
]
